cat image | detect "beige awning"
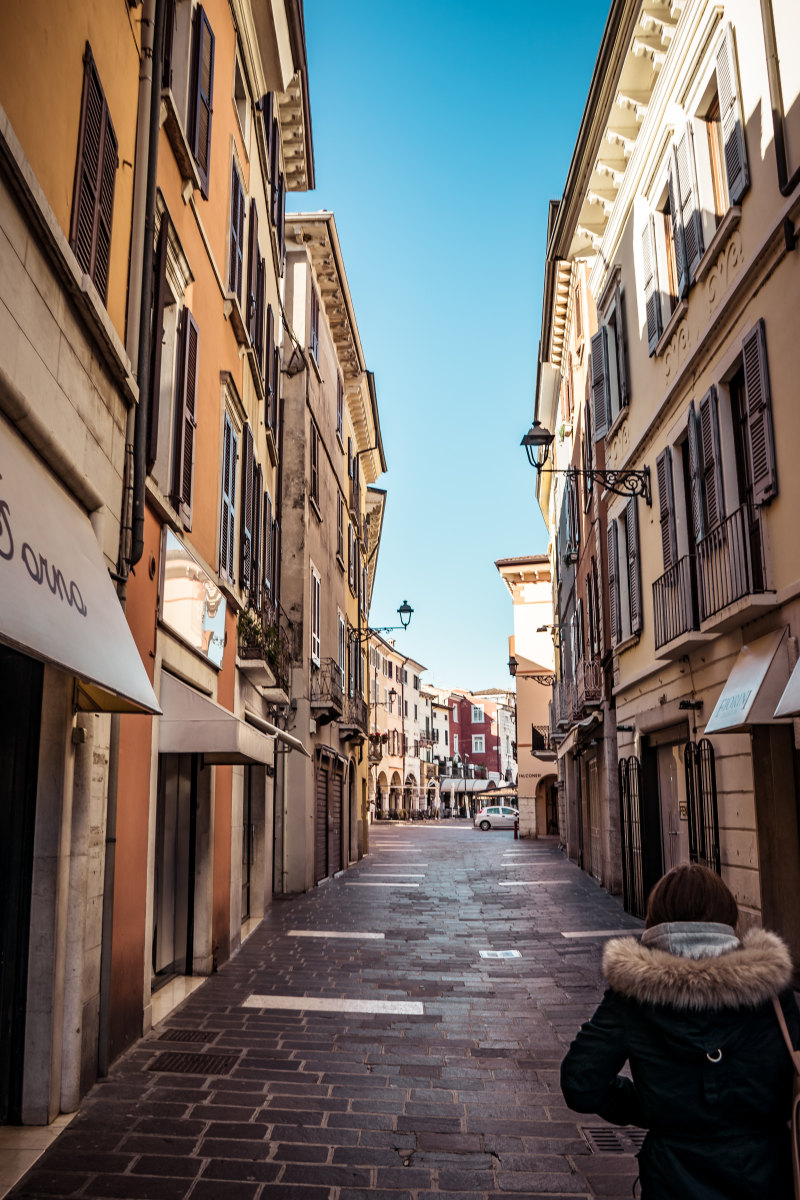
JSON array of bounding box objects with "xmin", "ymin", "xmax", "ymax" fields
[
  {"xmin": 705, "ymin": 628, "xmax": 792, "ymax": 733},
  {"xmin": 557, "ymin": 714, "xmax": 601, "ymax": 758},
  {"xmin": 159, "ymin": 672, "xmax": 273, "ymax": 764},
  {"xmin": 244, "ymin": 708, "xmax": 311, "ymax": 757},
  {"xmin": 773, "ymin": 651, "xmax": 800, "ymax": 718},
  {"xmin": 0, "ymin": 417, "xmax": 159, "ymax": 714}
]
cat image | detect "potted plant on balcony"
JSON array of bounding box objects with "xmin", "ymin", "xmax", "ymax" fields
[{"xmin": 237, "ymin": 607, "xmax": 277, "ymax": 687}]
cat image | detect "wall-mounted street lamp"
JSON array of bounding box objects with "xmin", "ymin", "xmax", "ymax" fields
[
  {"xmin": 507, "ymin": 655, "xmax": 557, "ymax": 687},
  {"xmin": 351, "ymin": 600, "xmax": 414, "ymax": 645},
  {"xmin": 521, "ymin": 420, "xmax": 652, "ymax": 506}
]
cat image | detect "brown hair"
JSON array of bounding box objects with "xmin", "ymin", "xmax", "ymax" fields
[{"xmin": 645, "ymin": 864, "xmax": 739, "ymax": 929}]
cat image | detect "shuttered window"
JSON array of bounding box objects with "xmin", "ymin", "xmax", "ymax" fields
[
  {"xmin": 246, "ymin": 199, "xmax": 259, "ymax": 343},
  {"xmin": 70, "ymin": 44, "xmax": 118, "ymax": 304},
  {"xmin": 687, "ymin": 401, "xmax": 705, "ymax": 543},
  {"xmin": 673, "ymin": 124, "xmax": 704, "ymax": 282},
  {"xmin": 311, "ymin": 566, "xmax": 321, "ymax": 665},
  {"xmin": 189, "ymin": 6, "xmax": 214, "ymax": 196},
  {"xmin": 228, "ymin": 161, "xmax": 245, "ymax": 301},
  {"xmin": 656, "ymin": 447, "xmax": 678, "ymax": 571},
  {"xmin": 666, "ymin": 155, "xmax": 688, "ymax": 302},
  {"xmin": 263, "ymin": 491, "xmax": 273, "ymax": 600},
  {"xmin": 147, "ymin": 218, "xmax": 170, "ymax": 471},
  {"xmin": 607, "ymin": 521, "xmax": 621, "ymax": 647},
  {"xmin": 642, "ymin": 216, "xmax": 662, "ymax": 354},
  {"xmin": 220, "ymin": 413, "xmax": 237, "ymax": 582},
  {"xmin": 309, "ymin": 285, "xmax": 319, "ymax": 362},
  {"xmin": 171, "ymin": 308, "xmax": 199, "ymax": 528},
  {"xmin": 699, "ymin": 386, "xmax": 725, "ymax": 532},
  {"xmin": 240, "ymin": 423, "xmax": 254, "ymax": 589},
  {"xmin": 265, "ymin": 305, "xmax": 275, "ymax": 426},
  {"xmin": 338, "ymin": 613, "xmax": 346, "ymax": 691},
  {"xmin": 269, "ymin": 116, "xmax": 281, "ymax": 225},
  {"xmin": 742, "ymin": 320, "xmax": 777, "ymax": 505},
  {"xmin": 348, "ymin": 523, "xmax": 355, "ymax": 591},
  {"xmin": 590, "ymin": 327, "xmax": 611, "ymax": 442},
  {"xmin": 336, "ymin": 377, "xmax": 344, "ymax": 442},
  {"xmin": 626, "ymin": 498, "xmax": 643, "ymax": 635},
  {"xmin": 337, "ymin": 492, "xmax": 344, "ymax": 562},
  {"xmin": 310, "ymin": 422, "xmax": 320, "ymax": 507},
  {"xmin": 716, "ymin": 24, "xmax": 749, "ymax": 204},
  {"xmin": 251, "ymin": 461, "xmax": 262, "ymax": 604}
]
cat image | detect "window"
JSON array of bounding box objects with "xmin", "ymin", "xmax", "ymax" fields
[
  {"xmin": 310, "ymin": 422, "xmax": 320, "ymax": 509},
  {"xmin": 472, "ymin": 735, "xmax": 485, "ymax": 754},
  {"xmin": 336, "ymin": 377, "xmax": 344, "ymax": 444},
  {"xmin": 263, "ymin": 490, "xmax": 274, "ymax": 600},
  {"xmin": 70, "ymin": 44, "xmax": 118, "ymax": 304},
  {"xmin": 471, "ymin": 705, "xmax": 484, "ymax": 723},
  {"xmin": 310, "ymin": 564, "xmax": 321, "ymax": 665},
  {"xmin": 336, "ymin": 493, "xmax": 344, "ymax": 565},
  {"xmin": 607, "ymin": 498, "xmax": 642, "ymax": 646},
  {"xmin": 453, "ymin": 735, "xmax": 459, "ymax": 755},
  {"xmin": 404, "ymin": 701, "xmax": 408, "ymax": 718},
  {"xmin": 361, "ymin": 561, "xmax": 368, "ymax": 617},
  {"xmin": 265, "ymin": 305, "xmax": 280, "ymax": 433},
  {"xmin": 228, "ymin": 160, "xmax": 245, "ymax": 302},
  {"xmin": 452, "ymin": 706, "xmax": 458, "ymax": 722},
  {"xmin": 387, "ymin": 661, "xmax": 393, "ymax": 680},
  {"xmin": 239, "ymin": 423, "xmax": 256, "ymax": 592},
  {"xmin": 309, "ymin": 283, "xmax": 319, "ymax": 362},
  {"xmin": 189, "ymin": 6, "xmax": 214, "ymax": 195},
  {"xmin": 414, "ymin": 704, "xmax": 418, "ymax": 721},
  {"xmin": 220, "ymin": 412, "xmax": 237, "ymax": 582},
  {"xmin": 171, "ymin": 308, "xmax": 199, "ymax": 528},
  {"xmin": 413, "ymin": 675, "xmax": 420, "ymax": 690},
  {"xmin": 338, "ymin": 612, "xmax": 346, "ymax": 691},
  {"xmin": 445, "ymin": 730, "xmax": 448, "ymax": 747},
  {"xmin": 591, "ymin": 280, "xmax": 629, "ymax": 438},
  {"xmin": 233, "ymin": 51, "xmax": 249, "ymax": 148},
  {"xmin": 656, "ymin": 447, "xmax": 678, "ymax": 572},
  {"xmin": 246, "ymin": 199, "xmax": 262, "ymax": 348},
  {"xmin": 348, "ymin": 523, "xmax": 355, "ymax": 592}
]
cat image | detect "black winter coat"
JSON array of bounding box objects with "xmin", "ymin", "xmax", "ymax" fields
[{"xmin": 560, "ymin": 925, "xmax": 799, "ymax": 1200}]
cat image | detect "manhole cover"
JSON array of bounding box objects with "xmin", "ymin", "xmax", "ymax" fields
[
  {"xmin": 147, "ymin": 1052, "xmax": 238, "ymax": 1075},
  {"xmin": 158, "ymin": 1029, "xmax": 218, "ymax": 1044},
  {"xmin": 478, "ymin": 950, "xmax": 521, "ymax": 959},
  {"xmin": 581, "ymin": 1126, "xmax": 646, "ymax": 1154}
]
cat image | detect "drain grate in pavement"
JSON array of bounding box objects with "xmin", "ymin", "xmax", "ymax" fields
[
  {"xmin": 147, "ymin": 1051, "xmax": 238, "ymax": 1075},
  {"xmin": 581, "ymin": 1126, "xmax": 646, "ymax": 1154},
  {"xmin": 479, "ymin": 950, "xmax": 521, "ymax": 959},
  {"xmin": 157, "ymin": 1029, "xmax": 218, "ymax": 1044}
]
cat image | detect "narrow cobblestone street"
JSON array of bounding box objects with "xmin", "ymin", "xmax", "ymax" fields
[{"xmin": 9, "ymin": 827, "xmax": 644, "ymax": 1200}]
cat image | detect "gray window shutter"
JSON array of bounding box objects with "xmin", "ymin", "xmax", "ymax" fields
[
  {"xmin": 240, "ymin": 422, "xmax": 254, "ymax": 588},
  {"xmin": 716, "ymin": 23, "xmax": 749, "ymax": 204},
  {"xmin": 742, "ymin": 320, "xmax": 777, "ymax": 504},
  {"xmin": 687, "ymin": 401, "xmax": 705, "ymax": 543},
  {"xmin": 172, "ymin": 308, "xmax": 198, "ymax": 529},
  {"xmin": 667, "ymin": 150, "xmax": 688, "ymax": 301},
  {"xmin": 675, "ymin": 124, "xmax": 704, "ymax": 280},
  {"xmin": 656, "ymin": 447, "xmax": 677, "ymax": 571},
  {"xmin": 614, "ymin": 281, "xmax": 629, "ymax": 409},
  {"xmin": 607, "ymin": 520, "xmax": 621, "ymax": 646},
  {"xmin": 251, "ymin": 461, "xmax": 262, "ymax": 603},
  {"xmin": 590, "ymin": 327, "xmax": 611, "ymax": 441},
  {"xmin": 627, "ymin": 498, "xmax": 642, "ymax": 635},
  {"xmin": 70, "ymin": 43, "xmax": 118, "ymax": 304},
  {"xmin": 220, "ymin": 414, "xmax": 237, "ymax": 581},
  {"xmin": 229, "ymin": 163, "xmax": 244, "ymax": 300},
  {"xmin": 263, "ymin": 491, "xmax": 273, "ymax": 600},
  {"xmin": 642, "ymin": 215, "xmax": 662, "ymax": 354},
  {"xmin": 246, "ymin": 199, "xmax": 258, "ymax": 342},
  {"xmin": 699, "ymin": 386, "xmax": 724, "ymax": 530},
  {"xmin": 190, "ymin": 6, "xmax": 214, "ymax": 196},
  {"xmin": 147, "ymin": 218, "xmax": 169, "ymax": 471}
]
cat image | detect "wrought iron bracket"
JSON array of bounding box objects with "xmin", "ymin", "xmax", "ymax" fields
[
  {"xmin": 526, "ymin": 672, "xmax": 557, "ymax": 686},
  {"xmin": 538, "ymin": 465, "xmax": 652, "ymax": 506}
]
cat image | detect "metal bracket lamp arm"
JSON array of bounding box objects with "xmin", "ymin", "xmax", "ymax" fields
[
  {"xmin": 349, "ymin": 600, "xmax": 414, "ymax": 646},
  {"xmin": 521, "ymin": 422, "xmax": 652, "ymax": 506}
]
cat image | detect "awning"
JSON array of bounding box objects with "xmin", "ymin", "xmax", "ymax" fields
[
  {"xmin": 705, "ymin": 628, "xmax": 792, "ymax": 733},
  {"xmin": 0, "ymin": 418, "xmax": 159, "ymax": 714},
  {"xmin": 773, "ymin": 651, "xmax": 800, "ymax": 719},
  {"xmin": 557, "ymin": 714, "xmax": 601, "ymax": 758},
  {"xmin": 245, "ymin": 708, "xmax": 311, "ymax": 757},
  {"xmin": 159, "ymin": 672, "xmax": 273, "ymax": 764},
  {"xmin": 439, "ymin": 779, "xmax": 497, "ymax": 795}
]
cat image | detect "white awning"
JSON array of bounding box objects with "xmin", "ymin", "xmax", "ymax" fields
[
  {"xmin": 0, "ymin": 418, "xmax": 159, "ymax": 714},
  {"xmin": 440, "ymin": 779, "xmax": 496, "ymax": 795},
  {"xmin": 159, "ymin": 672, "xmax": 273, "ymax": 764},
  {"xmin": 773, "ymin": 652, "xmax": 800, "ymax": 719},
  {"xmin": 244, "ymin": 708, "xmax": 311, "ymax": 757},
  {"xmin": 705, "ymin": 628, "xmax": 792, "ymax": 733}
]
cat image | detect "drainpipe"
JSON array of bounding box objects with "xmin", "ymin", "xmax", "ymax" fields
[
  {"xmin": 99, "ymin": 0, "xmax": 165, "ymax": 1078},
  {"xmin": 760, "ymin": 0, "xmax": 800, "ymax": 200}
]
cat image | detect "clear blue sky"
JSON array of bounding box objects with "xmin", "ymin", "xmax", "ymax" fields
[{"xmin": 288, "ymin": 0, "xmax": 609, "ymax": 689}]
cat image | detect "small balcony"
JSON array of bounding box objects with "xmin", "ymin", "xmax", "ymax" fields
[
  {"xmin": 696, "ymin": 505, "xmax": 766, "ymax": 623},
  {"xmin": 653, "ymin": 554, "xmax": 699, "ymax": 652},
  {"xmin": 238, "ymin": 600, "xmax": 293, "ymax": 695},
  {"xmin": 339, "ymin": 693, "xmax": 368, "ymax": 742},
  {"xmin": 310, "ymin": 658, "xmax": 343, "ymax": 725},
  {"xmin": 553, "ymin": 679, "xmax": 573, "ymax": 728},
  {"xmin": 574, "ymin": 658, "xmax": 603, "ymax": 714}
]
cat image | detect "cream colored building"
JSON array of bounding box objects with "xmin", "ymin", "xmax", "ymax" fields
[{"xmin": 531, "ymin": 0, "xmax": 800, "ymax": 957}]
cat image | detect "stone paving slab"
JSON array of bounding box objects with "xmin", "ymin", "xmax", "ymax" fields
[{"xmin": 8, "ymin": 830, "xmax": 644, "ymax": 1198}]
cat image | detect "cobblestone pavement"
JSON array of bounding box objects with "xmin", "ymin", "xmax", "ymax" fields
[{"xmin": 10, "ymin": 825, "xmax": 645, "ymax": 1199}]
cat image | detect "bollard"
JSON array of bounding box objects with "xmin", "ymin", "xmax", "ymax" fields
[{"xmin": 514, "ymin": 818, "xmax": 519, "ymax": 840}]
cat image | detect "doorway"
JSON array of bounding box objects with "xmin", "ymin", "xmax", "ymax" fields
[
  {"xmin": 657, "ymin": 743, "xmax": 690, "ymax": 871},
  {"xmin": 0, "ymin": 645, "xmax": 43, "ymax": 1124},
  {"xmin": 153, "ymin": 753, "xmax": 198, "ymax": 984},
  {"xmin": 242, "ymin": 766, "xmax": 254, "ymax": 921}
]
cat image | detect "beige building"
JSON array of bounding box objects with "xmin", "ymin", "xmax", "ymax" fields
[
  {"xmin": 531, "ymin": 0, "xmax": 800, "ymax": 958},
  {"xmin": 368, "ymin": 634, "xmax": 426, "ymax": 815}
]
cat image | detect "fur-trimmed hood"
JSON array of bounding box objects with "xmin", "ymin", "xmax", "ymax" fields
[{"xmin": 603, "ymin": 926, "xmax": 793, "ymax": 1010}]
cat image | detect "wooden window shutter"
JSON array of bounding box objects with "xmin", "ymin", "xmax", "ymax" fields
[
  {"xmin": 310, "ymin": 423, "xmax": 319, "ymax": 504},
  {"xmin": 347, "ymin": 437, "xmax": 354, "ymax": 479},
  {"xmin": 270, "ymin": 119, "xmax": 281, "ymax": 226},
  {"xmin": 262, "ymin": 93, "xmax": 275, "ymax": 177},
  {"xmin": 590, "ymin": 327, "xmax": 610, "ymax": 442},
  {"xmin": 277, "ymin": 173, "xmax": 286, "ymax": 274},
  {"xmin": 254, "ymin": 255, "xmax": 265, "ymax": 374},
  {"xmin": 190, "ymin": 6, "xmax": 214, "ymax": 195},
  {"xmin": 240, "ymin": 423, "xmax": 254, "ymax": 587},
  {"xmin": 263, "ymin": 491, "xmax": 273, "ymax": 599},
  {"xmin": 337, "ymin": 493, "xmax": 344, "ymax": 559},
  {"xmin": 228, "ymin": 163, "xmax": 244, "ymax": 300},
  {"xmin": 147, "ymin": 218, "xmax": 170, "ymax": 471},
  {"xmin": 162, "ymin": 0, "xmax": 176, "ymax": 89},
  {"xmin": 265, "ymin": 305, "xmax": 275, "ymax": 424},
  {"xmin": 607, "ymin": 520, "xmax": 621, "ymax": 646},
  {"xmin": 576, "ymin": 598, "xmax": 584, "ymax": 661},
  {"xmin": 583, "ymin": 400, "xmax": 593, "ymax": 508},
  {"xmin": 246, "ymin": 199, "xmax": 258, "ymax": 340},
  {"xmin": 742, "ymin": 320, "xmax": 778, "ymax": 505},
  {"xmin": 716, "ymin": 23, "xmax": 749, "ymax": 204},
  {"xmin": 675, "ymin": 124, "xmax": 704, "ymax": 280},
  {"xmin": 699, "ymin": 386, "xmax": 725, "ymax": 530},
  {"xmin": 172, "ymin": 308, "xmax": 199, "ymax": 528},
  {"xmin": 687, "ymin": 401, "xmax": 705, "ymax": 543},
  {"xmin": 271, "ymin": 344, "xmax": 280, "ymax": 436},
  {"xmin": 272, "ymin": 516, "xmax": 281, "ymax": 607},
  {"xmin": 656, "ymin": 447, "xmax": 677, "ymax": 571},
  {"xmin": 614, "ymin": 281, "xmax": 629, "ymax": 409},
  {"xmin": 642, "ymin": 215, "xmax": 662, "ymax": 354},
  {"xmin": 626, "ymin": 498, "xmax": 643, "ymax": 635},
  {"xmin": 220, "ymin": 413, "xmax": 237, "ymax": 581},
  {"xmin": 667, "ymin": 151, "xmax": 688, "ymax": 301},
  {"xmin": 70, "ymin": 43, "xmax": 118, "ymax": 304},
  {"xmin": 251, "ymin": 461, "xmax": 263, "ymax": 603}
]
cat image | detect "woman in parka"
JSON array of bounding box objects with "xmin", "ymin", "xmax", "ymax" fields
[{"xmin": 560, "ymin": 864, "xmax": 798, "ymax": 1200}]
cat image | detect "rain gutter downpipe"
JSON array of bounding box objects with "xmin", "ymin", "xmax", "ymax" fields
[{"xmin": 760, "ymin": 0, "xmax": 800, "ymax": 201}]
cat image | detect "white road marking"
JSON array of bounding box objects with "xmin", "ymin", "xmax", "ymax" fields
[
  {"xmin": 346, "ymin": 882, "xmax": 420, "ymax": 888},
  {"xmin": 287, "ymin": 930, "xmax": 385, "ymax": 939},
  {"xmin": 560, "ymin": 930, "xmax": 640, "ymax": 938},
  {"xmin": 498, "ymin": 880, "xmax": 571, "ymax": 887},
  {"xmin": 243, "ymin": 995, "xmax": 424, "ymax": 1014},
  {"xmin": 360, "ymin": 873, "xmax": 425, "ymax": 878},
  {"xmin": 479, "ymin": 949, "xmax": 521, "ymax": 959}
]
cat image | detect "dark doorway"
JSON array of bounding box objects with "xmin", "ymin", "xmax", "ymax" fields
[
  {"xmin": 242, "ymin": 767, "xmax": 254, "ymax": 921},
  {"xmin": 751, "ymin": 726, "xmax": 800, "ymax": 970},
  {"xmin": 0, "ymin": 645, "xmax": 43, "ymax": 1124},
  {"xmin": 152, "ymin": 753, "xmax": 198, "ymax": 984}
]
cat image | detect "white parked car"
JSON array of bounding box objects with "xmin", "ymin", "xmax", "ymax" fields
[{"xmin": 473, "ymin": 805, "xmax": 519, "ymax": 831}]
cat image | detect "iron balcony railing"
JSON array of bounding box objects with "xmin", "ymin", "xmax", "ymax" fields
[
  {"xmin": 238, "ymin": 597, "xmax": 294, "ymax": 694},
  {"xmin": 653, "ymin": 555, "xmax": 698, "ymax": 649},
  {"xmin": 696, "ymin": 505, "xmax": 765, "ymax": 622},
  {"xmin": 554, "ymin": 679, "xmax": 571, "ymax": 727},
  {"xmin": 575, "ymin": 657, "xmax": 603, "ymax": 712},
  {"xmin": 310, "ymin": 657, "xmax": 343, "ymax": 715},
  {"xmin": 340, "ymin": 693, "xmax": 367, "ymax": 733}
]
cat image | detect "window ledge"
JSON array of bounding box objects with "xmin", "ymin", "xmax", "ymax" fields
[
  {"xmin": 265, "ymin": 425, "xmax": 278, "ymax": 468},
  {"xmin": 613, "ymin": 631, "xmax": 641, "ymax": 655},
  {"xmin": 336, "ymin": 552, "xmax": 345, "ymax": 572},
  {"xmin": 654, "ymin": 298, "xmax": 688, "ymax": 358},
  {"xmin": 224, "ymin": 293, "xmax": 248, "ymax": 347},
  {"xmin": 160, "ymin": 89, "xmax": 201, "ymax": 197},
  {"xmin": 696, "ymin": 207, "xmax": 742, "ymax": 283},
  {"xmin": 606, "ymin": 405, "xmax": 628, "ymax": 444},
  {"xmin": 310, "ymin": 496, "xmax": 322, "ymax": 523}
]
